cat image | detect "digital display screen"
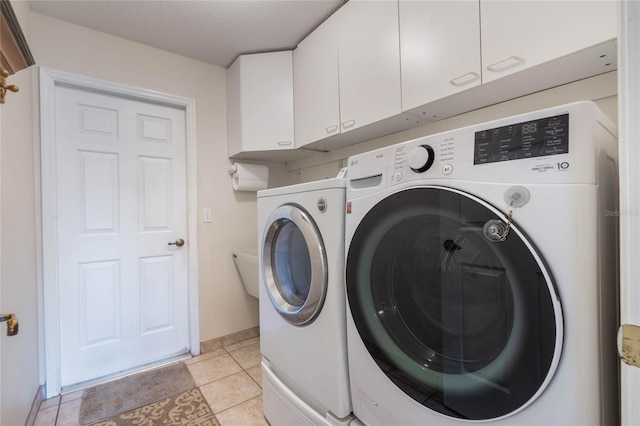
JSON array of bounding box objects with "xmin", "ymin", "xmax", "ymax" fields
[{"xmin": 474, "ymin": 114, "xmax": 569, "ymax": 165}]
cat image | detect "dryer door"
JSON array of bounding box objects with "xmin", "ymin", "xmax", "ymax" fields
[
  {"xmin": 262, "ymin": 204, "xmax": 327, "ymax": 326},
  {"xmin": 346, "ymin": 187, "xmax": 563, "ymax": 421}
]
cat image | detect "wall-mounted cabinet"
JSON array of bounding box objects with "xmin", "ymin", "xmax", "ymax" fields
[
  {"xmin": 399, "ymin": 0, "xmax": 481, "ymax": 113},
  {"xmin": 294, "ymin": 16, "xmax": 340, "ymax": 148},
  {"xmin": 227, "ymin": 51, "xmax": 294, "ymax": 158},
  {"xmin": 233, "ymin": 0, "xmax": 617, "ymax": 162},
  {"xmin": 480, "ymin": 0, "xmax": 617, "ymax": 83},
  {"xmin": 336, "ymin": 0, "xmax": 402, "ymax": 133},
  {"xmin": 400, "ymin": 0, "xmax": 616, "ymax": 120},
  {"xmin": 294, "ymin": 0, "xmax": 402, "ymax": 149}
]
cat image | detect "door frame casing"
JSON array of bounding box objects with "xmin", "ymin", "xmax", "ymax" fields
[
  {"xmin": 618, "ymin": 2, "xmax": 640, "ymax": 424},
  {"xmin": 39, "ymin": 67, "xmax": 200, "ymax": 397}
]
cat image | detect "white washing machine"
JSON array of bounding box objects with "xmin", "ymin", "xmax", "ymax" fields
[
  {"xmin": 344, "ymin": 101, "xmax": 619, "ymax": 425},
  {"xmin": 258, "ymin": 179, "xmax": 352, "ymax": 426}
]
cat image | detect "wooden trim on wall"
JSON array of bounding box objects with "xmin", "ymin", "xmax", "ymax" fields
[{"xmin": 1, "ymin": 0, "xmax": 35, "ymax": 74}]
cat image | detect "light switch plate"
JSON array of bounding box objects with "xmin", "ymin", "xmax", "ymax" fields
[{"xmin": 203, "ymin": 208, "xmax": 212, "ymax": 223}]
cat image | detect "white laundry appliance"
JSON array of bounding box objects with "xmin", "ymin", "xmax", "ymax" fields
[
  {"xmin": 343, "ymin": 101, "xmax": 619, "ymax": 425},
  {"xmin": 258, "ymin": 179, "xmax": 353, "ymax": 425}
]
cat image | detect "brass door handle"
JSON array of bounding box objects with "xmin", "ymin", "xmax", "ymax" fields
[
  {"xmin": 168, "ymin": 238, "xmax": 185, "ymax": 247},
  {"xmin": 0, "ymin": 313, "xmax": 19, "ymax": 336}
]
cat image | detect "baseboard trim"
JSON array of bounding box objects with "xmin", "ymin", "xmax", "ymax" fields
[
  {"xmin": 25, "ymin": 385, "xmax": 45, "ymax": 426},
  {"xmin": 200, "ymin": 325, "xmax": 260, "ymax": 354}
]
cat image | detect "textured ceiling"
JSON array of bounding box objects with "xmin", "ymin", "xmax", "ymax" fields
[{"xmin": 28, "ymin": 0, "xmax": 345, "ymax": 68}]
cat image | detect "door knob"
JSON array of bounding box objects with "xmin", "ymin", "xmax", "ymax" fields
[
  {"xmin": 168, "ymin": 238, "xmax": 185, "ymax": 247},
  {"xmin": 0, "ymin": 313, "xmax": 18, "ymax": 336}
]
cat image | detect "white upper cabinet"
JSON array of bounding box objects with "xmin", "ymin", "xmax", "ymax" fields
[
  {"xmin": 231, "ymin": 0, "xmax": 618, "ymax": 160},
  {"xmin": 227, "ymin": 51, "xmax": 294, "ymax": 157},
  {"xmin": 480, "ymin": 0, "xmax": 617, "ymax": 83},
  {"xmin": 399, "ymin": 1, "xmax": 481, "ymax": 112},
  {"xmin": 294, "ymin": 17, "xmax": 340, "ymax": 148},
  {"xmin": 337, "ymin": 0, "xmax": 402, "ymax": 133}
]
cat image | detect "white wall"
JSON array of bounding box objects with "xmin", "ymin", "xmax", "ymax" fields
[
  {"xmin": 29, "ymin": 13, "xmax": 289, "ymax": 344},
  {"xmin": 1, "ymin": 3, "xmax": 40, "ymax": 424},
  {"xmin": 287, "ymin": 71, "xmax": 618, "ymax": 183}
]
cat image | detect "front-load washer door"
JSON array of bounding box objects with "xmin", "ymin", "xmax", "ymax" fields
[
  {"xmin": 262, "ymin": 203, "xmax": 327, "ymax": 326},
  {"xmin": 346, "ymin": 187, "xmax": 563, "ymax": 421}
]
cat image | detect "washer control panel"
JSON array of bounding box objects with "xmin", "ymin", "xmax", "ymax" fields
[
  {"xmin": 390, "ymin": 134, "xmax": 458, "ymax": 184},
  {"xmin": 474, "ymin": 114, "xmax": 569, "ymax": 165},
  {"xmin": 347, "ymin": 102, "xmax": 609, "ymax": 192},
  {"xmin": 407, "ymin": 144, "xmax": 435, "ymax": 173}
]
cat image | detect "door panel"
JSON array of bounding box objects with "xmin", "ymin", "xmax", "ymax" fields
[
  {"xmin": 78, "ymin": 151, "xmax": 119, "ymax": 233},
  {"xmin": 55, "ymin": 85, "xmax": 189, "ymax": 387},
  {"xmin": 138, "ymin": 156, "xmax": 172, "ymax": 230}
]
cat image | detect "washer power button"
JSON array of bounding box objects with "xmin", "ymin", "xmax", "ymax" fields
[{"xmin": 442, "ymin": 164, "xmax": 453, "ymax": 175}]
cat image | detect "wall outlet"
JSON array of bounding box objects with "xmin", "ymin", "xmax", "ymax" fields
[{"xmin": 202, "ymin": 208, "xmax": 212, "ymax": 223}]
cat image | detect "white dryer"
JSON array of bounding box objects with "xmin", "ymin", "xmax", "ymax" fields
[
  {"xmin": 344, "ymin": 102, "xmax": 619, "ymax": 425},
  {"xmin": 258, "ymin": 179, "xmax": 352, "ymax": 425}
]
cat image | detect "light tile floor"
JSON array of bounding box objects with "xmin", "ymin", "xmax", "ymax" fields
[{"xmin": 34, "ymin": 337, "xmax": 266, "ymax": 426}]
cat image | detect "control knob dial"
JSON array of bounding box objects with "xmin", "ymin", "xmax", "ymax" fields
[{"xmin": 408, "ymin": 144, "xmax": 435, "ymax": 173}]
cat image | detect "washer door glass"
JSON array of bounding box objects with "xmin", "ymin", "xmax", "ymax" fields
[
  {"xmin": 346, "ymin": 187, "xmax": 562, "ymax": 420},
  {"xmin": 263, "ymin": 204, "xmax": 327, "ymax": 326}
]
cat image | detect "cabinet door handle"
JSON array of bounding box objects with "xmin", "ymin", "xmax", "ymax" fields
[
  {"xmin": 342, "ymin": 120, "xmax": 356, "ymax": 129},
  {"xmin": 449, "ymin": 71, "xmax": 480, "ymax": 87},
  {"xmin": 277, "ymin": 141, "xmax": 292, "ymax": 146},
  {"xmin": 486, "ymin": 56, "xmax": 525, "ymax": 73},
  {"xmin": 325, "ymin": 125, "xmax": 339, "ymax": 134}
]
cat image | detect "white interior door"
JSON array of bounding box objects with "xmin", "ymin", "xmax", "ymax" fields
[
  {"xmin": 54, "ymin": 84, "xmax": 190, "ymax": 388},
  {"xmin": 619, "ymin": 2, "xmax": 640, "ymax": 425}
]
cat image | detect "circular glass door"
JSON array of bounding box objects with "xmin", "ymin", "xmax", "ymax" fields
[
  {"xmin": 346, "ymin": 187, "xmax": 562, "ymax": 420},
  {"xmin": 263, "ymin": 203, "xmax": 327, "ymax": 326}
]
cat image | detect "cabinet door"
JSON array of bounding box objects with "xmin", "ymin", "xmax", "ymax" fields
[
  {"xmin": 227, "ymin": 51, "xmax": 294, "ymax": 156},
  {"xmin": 481, "ymin": 0, "xmax": 617, "ymax": 83},
  {"xmin": 294, "ymin": 17, "xmax": 340, "ymax": 148},
  {"xmin": 400, "ymin": 1, "xmax": 481, "ymax": 112},
  {"xmin": 337, "ymin": 0, "xmax": 402, "ymax": 133}
]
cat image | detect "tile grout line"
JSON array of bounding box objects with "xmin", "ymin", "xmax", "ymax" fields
[
  {"xmin": 214, "ymin": 394, "xmax": 263, "ymax": 417},
  {"xmin": 54, "ymin": 398, "xmax": 61, "ymax": 426},
  {"xmin": 198, "ymin": 344, "xmax": 263, "ymax": 422}
]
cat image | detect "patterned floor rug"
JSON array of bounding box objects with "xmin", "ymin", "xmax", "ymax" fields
[
  {"xmin": 89, "ymin": 388, "xmax": 218, "ymax": 426},
  {"xmin": 80, "ymin": 362, "xmax": 197, "ymax": 425}
]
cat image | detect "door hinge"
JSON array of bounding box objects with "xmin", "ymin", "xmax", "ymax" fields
[{"xmin": 618, "ymin": 324, "xmax": 640, "ymax": 368}]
